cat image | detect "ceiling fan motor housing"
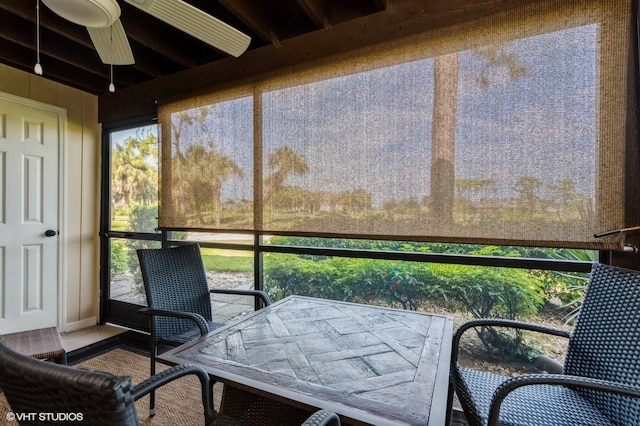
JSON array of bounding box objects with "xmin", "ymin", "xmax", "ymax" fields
[{"xmin": 42, "ymin": 0, "xmax": 121, "ymax": 28}]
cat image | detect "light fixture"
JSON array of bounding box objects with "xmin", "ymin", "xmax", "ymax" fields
[
  {"xmin": 109, "ymin": 64, "xmax": 115, "ymax": 93},
  {"xmin": 34, "ymin": 0, "xmax": 43, "ymax": 75}
]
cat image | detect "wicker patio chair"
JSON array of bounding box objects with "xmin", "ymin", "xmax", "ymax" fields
[
  {"xmin": 211, "ymin": 405, "xmax": 340, "ymax": 426},
  {"xmin": 209, "ymin": 385, "xmax": 340, "ymax": 426},
  {"xmin": 449, "ymin": 262, "xmax": 640, "ymax": 426},
  {"xmin": 136, "ymin": 243, "xmax": 271, "ymax": 415},
  {"xmin": 302, "ymin": 410, "xmax": 341, "ymax": 426},
  {"xmin": 0, "ymin": 327, "xmax": 67, "ymax": 364},
  {"xmin": 210, "ymin": 384, "xmax": 317, "ymax": 425},
  {"xmin": 0, "ymin": 338, "xmax": 214, "ymax": 426}
]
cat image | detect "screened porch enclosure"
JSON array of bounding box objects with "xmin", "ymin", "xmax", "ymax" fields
[
  {"xmin": 103, "ymin": 0, "xmax": 638, "ymax": 376},
  {"xmin": 157, "ymin": 0, "xmax": 636, "ymax": 252}
]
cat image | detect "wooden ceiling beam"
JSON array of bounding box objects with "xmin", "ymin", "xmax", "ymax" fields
[
  {"xmin": 99, "ymin": 0, "xmax": 536, "ymax": 124},
  {"xmin": 119, "ymin": 4, "xmax": 203, "ymax": 68},
  {"xmin": 296, "ymin": 0, "xmax": 331, "ymax": 29},
  {"xmin": 0, "ymin": 0, "xmax": 187, "ymax": 80},
  {"xmin": 0, "ymin": 11, "xmax": 139, "ymax": 82},
  {"xmin": 0, "ymin": 38, "xmax": 113, "ymax": 95},
  {"xmin": 0, "ymin": 0, "xmax": 93, "ymax": 48},
  {"xmin": 216, "ymin": 0, "xmax": 282, "ymax": 47}
]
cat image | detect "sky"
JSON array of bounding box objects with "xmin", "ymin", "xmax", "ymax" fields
[{"xmin": 170, "ymin": 23, "xmax": 599, "ymax": 206}]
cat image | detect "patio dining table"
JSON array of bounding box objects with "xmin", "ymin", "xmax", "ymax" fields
[{"xmin": 159, "ymin": 295, "xmax": 454, "ymax": 425}]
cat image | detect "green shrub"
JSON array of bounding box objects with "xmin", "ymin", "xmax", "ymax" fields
[
  {"xmin": 128, "ymin": 204, "xmax": 158, "ymax": 233},
  {"xmin": 263, "ymin": 253, "xmax": 342, "ymax": 300},
  {"xmin": 264, "ymin": 255, "xmax": 439, "ymax": 307},
  {"xmin": 263, "ymin": 239, "xmax": 576, "ymax": 362},
  {"xmin": 124, "ymin": 204, "xmax": 160, "ymax": 296},
  {"xmin": 110, "ymin": 240, "xmax": 128, "ymax": 276},
  {"xmin": 431, "ymin": 263, "xmax": 547, "ymax": 360},
  {"xmin": 430, "ymin": 263, "xmax": 546, "ymax": 320}
]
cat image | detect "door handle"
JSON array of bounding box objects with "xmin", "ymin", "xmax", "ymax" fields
[{"xmin": 45, "ymin": 230, "xmax": 58, "ymax": 237}]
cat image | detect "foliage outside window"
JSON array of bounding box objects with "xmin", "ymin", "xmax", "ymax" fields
[
  {"xmin": 109, "ymin": 126, "xmax": 160, "ymax": 304},
  {"xmin": 111, "ymin": 127, "xmax": 159, "ymax": 233},
  {"xmin": 108, "ymin": 124, "xmax": 593, "ymax": 366},
  {"xmin": 263, "ymin": 237, "xmax": 593, "ymax": 364}
]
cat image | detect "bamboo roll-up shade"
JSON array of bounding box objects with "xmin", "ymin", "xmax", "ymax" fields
[{"xmin": 158, "ymin": 0, "xmax": 636, "ymax": 250}]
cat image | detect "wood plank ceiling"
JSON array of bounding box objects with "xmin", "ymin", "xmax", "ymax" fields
[
  {"xmin": 0, "ymin": 0, "xmax": 535, "ymax": 123},
  {"xmin": 0, "ymin": 0, "xmax": 387, "ymax": 95}
]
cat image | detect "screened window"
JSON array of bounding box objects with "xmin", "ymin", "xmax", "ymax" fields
[
  {"xmin": 108, "ymin": 125, "xmax": 160, "ymax": 305},
  {"xmin": 158, "ymin": 0, "xmax": 636, "ymax": 251}
]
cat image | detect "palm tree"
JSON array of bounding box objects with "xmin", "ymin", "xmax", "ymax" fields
[
  {"xmin": 210, "ymin": 153, "xmax": 243, "ymax": 226},
  {"xmin": 429, "ymin": 45, "xmax": 528, "ymax": 228},
  {"xmin": 264, "ymin": 146, "xmax": 310, "ymax": 204},
  {"xmin": 170, "ymin": 107, "xmax": 212, "ymax": 216},
  {"xmin": 430, "ymin": 53, "xmax": 459, "ymax": 226},
  {"xmin": 549, "ymin": 179, "xmax": 578, "ymax": 220},
  {"xmin": 181, "ymin": 144, "xmax": 243, "ymax": 226},
  {"xmin": 476, "ymin": 43, "xmax": 528, "ymax": 88},
  {"xmin": 514, "ymin": 176, "xmax": 543, "ymax": 214},
  {"xmin": 455, "ymin": 178, "xmax": 497, "ymax": 202},
  {"xmin": 111, "ymin": 134, "xmax": 158, "ymax": 212}
]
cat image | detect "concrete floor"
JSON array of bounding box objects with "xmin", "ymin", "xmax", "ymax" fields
[{"xmin": 60, "ymin": 324, "xmax": 129, "ymax": 352}]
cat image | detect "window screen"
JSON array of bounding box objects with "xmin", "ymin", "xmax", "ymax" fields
[{"xmin": 159, "ymin": 0, "xmax": 636, "ymax": 250}]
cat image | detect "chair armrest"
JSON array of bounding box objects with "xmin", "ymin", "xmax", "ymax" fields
[
  {"xmin": 488, "ymin": 374, "xmax": 640, "ymax": 426},
  {"xmin": 452, "ymin": 318, "xmax": 570, "ymax": 364},
  {"xmin": 210, "ymin": 288, "xmax": 271, "ymax": 307},
  {"xmin": 131, "ymin": 363, "xmax": 214, "ymax": 421},
  {"xmin": 138, "ymin": 307, "xmax": 209, "ymax": 335},
  {"xmin": 302, "ymin": 409, "xmax": 341, "ymax": 426}
]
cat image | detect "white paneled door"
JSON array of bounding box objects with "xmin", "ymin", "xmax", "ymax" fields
[{"xmin": 0, "ymin": 93, "xmax": 65, "ymax": 333}]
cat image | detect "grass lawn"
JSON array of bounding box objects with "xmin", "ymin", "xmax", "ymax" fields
[
  {"xmin": 201, "ymin": 248, "xmax": 253, "ymax": 273},
  {"xmin": 111, "ymin": 217, "xmax": 129, "ymax": 231}
]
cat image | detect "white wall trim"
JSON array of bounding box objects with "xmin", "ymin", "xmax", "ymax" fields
[{"xmin": 63, "ymin": 317, "xmax": 98, "ymax": 333}]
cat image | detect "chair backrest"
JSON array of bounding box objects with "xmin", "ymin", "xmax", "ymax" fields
[
  {"xmin": 0, "ymin": 339, "xmax": 139, "ymax": 426},
  {"xmin": 564, "ymin": 262, "xmax": 640, "ymax": 424},
  {"xmin": 137, "ymin": 244, "xmax": 213, "ymax": 340}
]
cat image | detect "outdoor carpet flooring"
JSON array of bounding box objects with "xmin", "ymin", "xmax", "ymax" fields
[
  {"xmin": 0, "ymin": 348, "xmax": 222, "ymax": 425},
  {"xmin": 0, "ymin": 347, "xmax": 471, "ymax": 425}
]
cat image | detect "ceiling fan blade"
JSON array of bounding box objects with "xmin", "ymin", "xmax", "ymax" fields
[
  {"xmin": 124, "ymin": 0, "xmax": 250, "ymax": 57},
  {"xmin": 87, "ymin": 19, "xmax": 135, "ymax": 65}
]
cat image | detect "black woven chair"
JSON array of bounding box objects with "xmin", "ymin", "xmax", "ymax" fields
[
  {"xmin": 449, "ymin": 262, "xmax": 640, "ymax": 426},
  {"xmin": 302, "ymin": 410, "xmax": 341, "ymax": 426},
  {"xmin": 0, "ymin": 327, "xmax": 67, "ymax": 364},
  {"xmin": 0, "ymin": 338, "xmax": 214, "ymax": 426},
  {"xmin": 136, "ymin": 243, "xmax": 271, "ymax": 415},
  {"xmin": 210, "ymin": 384, "xmax": 320, "ymax": 425},
  {"xmin": 211, "ymin": 400, "xmax": 341, "ymax": 426}
]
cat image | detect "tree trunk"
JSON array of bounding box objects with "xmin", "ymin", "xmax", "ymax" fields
[{"xmin": 430, "ymin": 53, "xmax": 459, "ymax": 228}]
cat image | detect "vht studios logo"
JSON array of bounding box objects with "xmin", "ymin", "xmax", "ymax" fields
[{"xmin": 6, "ymin": 412, "xmax": 84, "ymax": 422}]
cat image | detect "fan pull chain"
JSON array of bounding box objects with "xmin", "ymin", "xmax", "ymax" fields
[
  {"xmin": 34, "ymin": 0, "xmax": 43, "ymax": 75},
  {"xmin": 108, "ymin": 25, "xmax": 115, "ymax": 92},
  {"xmin": 109, "ymin": 65, "xmax": 115, "ymax": 92}
]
